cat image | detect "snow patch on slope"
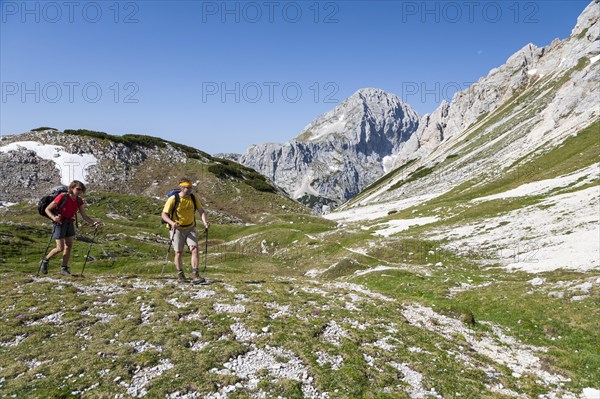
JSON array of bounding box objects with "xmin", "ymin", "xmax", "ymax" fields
[
  {"xmin": 472, "ymin": 164, "xmax": 599, "ymax": 203},
  {"xmin": 0, "ymin": 141, "xmax": 97, "ymax": 185}
]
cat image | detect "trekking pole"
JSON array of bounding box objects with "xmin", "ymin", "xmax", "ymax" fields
[
  {"xmin": 79, "ymin": 226, "xmax": 99, "ymax": 276},
  {"xmin": 161, "ymin": 228, "xmax": 175, "ymax": 277},
  {"xmin": 202, "ymin": 228, "xmax": 209, "ymax": 273},
  {"xmin": 37, "ymin": 224, "xmax": 57, "ymax": 277}
]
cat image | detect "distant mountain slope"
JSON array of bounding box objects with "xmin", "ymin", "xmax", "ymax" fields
[
  {"xmin": 327, "ymin": 1, "xmax": 600, "ymax": 273},
  {"xmin": 239, "ymin": 88, "xmax": 419, "ymax": 211}
]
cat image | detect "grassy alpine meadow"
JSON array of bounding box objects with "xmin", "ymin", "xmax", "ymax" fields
[{"xmin": 0, "ymin": 194, "xmax": 599, "ymax": 398}]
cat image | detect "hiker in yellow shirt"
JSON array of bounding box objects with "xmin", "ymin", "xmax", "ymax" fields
[{"xmin": 161, "ymin": 177, "xmax": 210, "ymax": 283}]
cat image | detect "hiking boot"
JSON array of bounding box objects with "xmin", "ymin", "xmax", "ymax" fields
[
  {"xmin": 60, "ymin": 266, "xmax": 71, "ymax": 276},
  {"xmin": 177, "ymin": 271, "xmax": 187, "ymax": 282},
  {"xmin": 40, "ymin": 259, "xmax": 49, "ymax": 274},
  {"xmin": 192, "ymin": 270, "xmax": 204, "ymax": 283}
]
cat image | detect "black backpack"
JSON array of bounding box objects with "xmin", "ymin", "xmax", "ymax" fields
[
  {"xmin": 162, "ymin": 189, "xmax": 197, "ymax": 225},
  {"xmin": 38, "ymin": 185, "xmax": 69, "ymax": 219}
]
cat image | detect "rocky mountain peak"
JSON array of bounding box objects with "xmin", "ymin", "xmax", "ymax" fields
[
  {"xmin": 297, "ymin": 88, "xmax": 418, "ymax": 147},
  {"xmin": 239, "ymin": 88, "xmax": 420, "ymax": 211}
]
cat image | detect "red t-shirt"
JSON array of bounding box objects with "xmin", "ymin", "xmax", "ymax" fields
[{"xmin": 53, "ymin": 193, "xmax": 82, "ymax": 220}]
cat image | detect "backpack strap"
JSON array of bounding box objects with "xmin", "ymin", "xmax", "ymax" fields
[
  {"xmin": 191, "ymin": 193, "xmax": 198, "ymax": 211},
  {"xmin": 57, "ymin": 193, "xmax": 83, "ymax": 210},
  {"xmin": 52, "ymin": 193, "xmax": 70, "ymax": 223},
  {"xmin": 169, "ymin": 194, "xmax": 181, "ymax": 222},
  {"xmin": 191, "ymin": 193, "xmax": 197, "ymax": 227},
  {"xmin": 57, "ymin": 193, "xmax": 69, "ymax": 211}
]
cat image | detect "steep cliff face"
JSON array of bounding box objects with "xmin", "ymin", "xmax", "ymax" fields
[{"xmin": 240, "ymin": 88, "xmax": 419, "ymax": 211}]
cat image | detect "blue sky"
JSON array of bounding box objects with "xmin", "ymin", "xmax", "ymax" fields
[{"xmin": 0, "ymin": 0, "xmax": 591, "ymax": 154}]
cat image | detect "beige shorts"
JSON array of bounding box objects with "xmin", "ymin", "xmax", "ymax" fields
[{"xmin": 172, "ymin": 226, "xmax": 198, "ymax": 252}]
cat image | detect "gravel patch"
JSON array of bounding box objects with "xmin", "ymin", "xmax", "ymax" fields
[
  {"xmin": 230, "ymin": 322, "xmax": 260, "ymax": 342},
  {"xmin": 140, "ymin": 303, "xmax": 154, "ymax": 324},
  {"xmin": 264, "ymin": 302, "xmax": 290, "ymax": 319},
  {"xmin": 25, "ymin": 311, "xmax": 65, "ymax": 326},
  {"xmin": 167, "ymin": 297, "xmax": 189, "ymax": 309},
  {"xmin": 322, "ymin": 321, "xmax": 350, "ymax": 346},
  {"xmin": 213, "ymin": 303, "xmax": 246, "ymax": 314},
  {"xmin": 316, "ymin": 351, "xmax": 344, "ymax": 370},
  {"xmin": 80, "ymin": 310, "xmax": 117, "ymax": 323},
  {"xmin": 125, "ymin": 340, "xmax": 163, "ymax": 353},
  {"xmin": 210, "ymin": 344, "xmax": 329, "ymax": 398},
  {"xmin": 0, "ymin": 334, "xmax": 27, "ymax": 348},
  {"xmin": 390, "ymin": 362, "xmax": 443, "ymax": 399},
  {"xmin": 189, "ymin": 289, "xmax": 216, "ymax": 300},
  {"xmin": 123, "ymin": 358, "xmax": 174, "ymax": 397}
]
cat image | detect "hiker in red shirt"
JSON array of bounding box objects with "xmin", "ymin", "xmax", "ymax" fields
[{"xmin": 41, "ymin": 180, "xmax": 101, "ymax": 275}]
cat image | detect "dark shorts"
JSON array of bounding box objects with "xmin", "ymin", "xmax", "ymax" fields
[{"xmin": 52, "ymin": 221, "xmax": 75, "ymax": 239}]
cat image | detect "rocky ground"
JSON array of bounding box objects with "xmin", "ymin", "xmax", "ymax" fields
[{"xmin": 1, "ymin": 272, "xmax": 597, "ymax": 398}]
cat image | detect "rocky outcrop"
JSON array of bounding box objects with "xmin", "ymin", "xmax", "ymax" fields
[
  {"xmin": 240, "ymin": 88, "xmax": 419, "ymax": 211},
  {"xmin": 0, "ymin": 130, "xmax": 200, "ymax": 202},
  {"xmin": 0, "ymin": 148, "xmax": 60, "ymax": 201}
]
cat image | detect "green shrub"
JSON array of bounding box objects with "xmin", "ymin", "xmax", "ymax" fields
[
  {"xmin": 244, "ymin": 179, "xmax": 276, "ymax": 192},
  {"xmin": 168, "ymin": 141, "xmax": 211, "ymax": 160},
  {"xmin": 388, "ymin": 166, "xmax": 435, "ymax": 191},
  {"xmin": 63, "ymin": 129, "xmax": 211, "ymax": 160},
  {"xmin": 208, "ymin": 163, "xmax": 243, "ymax": 179},
  {"xmin": 121, "ymin": 134, "xmax": 167, "ymax": 148},
  {"xmin": 64, "ymin": 129, "xmax": 127, "ymax": 144}
]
